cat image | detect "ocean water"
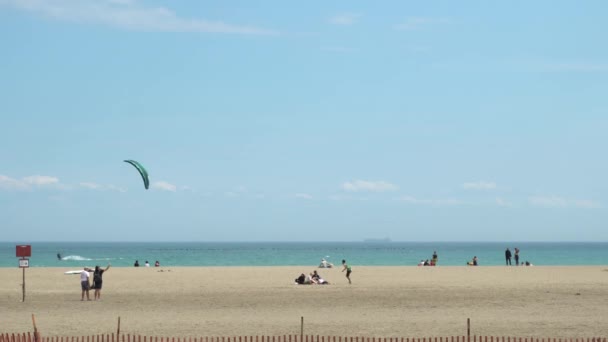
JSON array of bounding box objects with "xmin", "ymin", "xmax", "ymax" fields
[{"xmin": 1, "ymin": 241, "xmax": 607, "ymax": 268}]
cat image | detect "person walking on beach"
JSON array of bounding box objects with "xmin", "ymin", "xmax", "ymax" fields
[
  {"xmin": 80, "ymin": 268, "xmax": 92, "ymax": 301},
  {"xmin": 505, "ymin": 248, "xmax": 512, "ymax": 266},
  {"xmin": 92, "ymin": 264, "xmax": 110, "ymax": 300},
  {"xmin": 341, "ymin": 259, "xmax": 352, "ymax": 284},
  {"xmin": 514, "ymin": 248, "xmax": 520, "ymax": 266}
]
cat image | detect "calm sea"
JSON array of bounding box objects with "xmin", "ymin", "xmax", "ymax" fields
[{"xmin": 1, "ymin": 241, "xmax": 607, "ymax": 268}]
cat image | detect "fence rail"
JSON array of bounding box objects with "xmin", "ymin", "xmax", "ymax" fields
[{"xmin": 1, "ymin": 334, "xmax": 607, "ymax": 342}]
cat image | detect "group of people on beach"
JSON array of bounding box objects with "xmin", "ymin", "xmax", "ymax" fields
[
  {"xmin": 295, "ymin": 259, "xmax": 352, "ymax": 285},
  {"xmin": 505, "ymin": 248, "xmax": 533, "ymax": 266},
  {"xmin": 295, "ymin": 270, "xmax": 330, "ymax": 285},
  {"xmin": 418, "ymin": 251, "xmax": 439, "ymax": 266},
  {"xmin": 80, "ymin": 264, "xmax": 110, "ymax": 301},
  {"xmin": 134, "ymin": 260, "xmax": 160, "ymax": 267}
]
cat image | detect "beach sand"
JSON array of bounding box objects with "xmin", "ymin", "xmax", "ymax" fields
[{"xmin": 1, "ymin": 266, "xmax": 607, "ymax": 338}]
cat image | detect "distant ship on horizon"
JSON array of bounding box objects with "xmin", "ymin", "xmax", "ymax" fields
[{"xmin": 363, "ymin": 237, "xmax": 392, "ymax": 243}]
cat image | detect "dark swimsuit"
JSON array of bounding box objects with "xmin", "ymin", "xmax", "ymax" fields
[{"xmin": 93, "ymin": 270, "xmax": 104, "ymax": 289}]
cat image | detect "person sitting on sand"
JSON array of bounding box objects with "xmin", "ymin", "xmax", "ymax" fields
[
  {"xmin": 319, "ymin": 258, "xmax": 333, "ymax": 268},
  {"xmin": 155, "ymin": 260, "xmax": 160, "ymax": 267},
  {"xmin": 312, "ymin": 270, "xmax": 329, "ymax": 285},
  {"xmin": 467, "ymin": 256, "xmax": 479, "ymax": 266},
  {"xmin": 295, "ymin": 273, "xmax": 311, "ymax": 285},
  {"xmin": 418, "ymin": 260, "xmax": 425, "ymax": 266}
]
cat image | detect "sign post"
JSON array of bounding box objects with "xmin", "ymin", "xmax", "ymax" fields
[{"xmin": 16, "ymin": 245, "xmax": 31, "ymax": 302}]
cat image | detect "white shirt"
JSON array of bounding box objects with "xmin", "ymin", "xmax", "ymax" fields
[{"xmin": 80, "ymin": 270, "xmax": 90, "ymax": 282}]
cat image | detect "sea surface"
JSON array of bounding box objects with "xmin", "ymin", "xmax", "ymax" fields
[{"xmin": 1, "ymin": 241, "xmax": 607, "ymax": 268}]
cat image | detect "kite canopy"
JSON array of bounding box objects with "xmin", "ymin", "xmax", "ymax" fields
[{"xmin": 124, "ymin": 160, "xmax": 149, "ymax": 189}]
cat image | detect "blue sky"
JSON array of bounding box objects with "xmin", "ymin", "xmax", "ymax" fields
[{"xmin": 1, "ymin": 0, "xmax": 607, "ymax": 242}]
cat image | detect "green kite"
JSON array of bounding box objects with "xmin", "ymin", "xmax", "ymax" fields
[{"xmin": 124, "ymin": 160, "xmax": 149, "ymax": 190}]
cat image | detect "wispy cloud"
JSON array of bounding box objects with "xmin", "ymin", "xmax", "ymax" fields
[
  {"xmin": 393, "ymin": 17, "xmax": 448, "ymax": 31},
  {"xmin": 0, "ymin": 174, "xmax": 61, "ymax": 190},
  {"xmin": 295, "ymin": 193, "xmax": 313, "ymax": 200},
  {"xmin": 151, "ymin": 181, "xmax": 177, "ymax": 192},
  {"xmin": 528, "ymin": 196, "xmax": 601, "ymax": 209},
  {"xmin": 0, "ymin": 175, "xmax": 29, "ymax": 190},
  {"xmin": 79, "ymin": 182, "xmax": 126, "ymax": 192},
  {"xmin": 462, "ymin": 181, "xmax": 497, "ymax": 191},
  {"xmin": 79, "ymin": 182, "xmax": 102, "ymax": 190},
  {"xmin": 495, "ymin": 197, "xmax": 512, "ymax": 207},
  {"xmin": 107, "ymin": 185, "xmax": 127, "ymax": 193},
  {"xmin": 398, "ymin": 195, "xmax": 464, "ymax": 206},
  {"xmin": 23, "ymin": 175, "xmax": 59, "ymax": 185},
  {"xmin": 342, "ymin": 180, "xmax": 398, "ymax": 192},
  {"xmin": 329, "ymin": 12, "xmax": 362, "ymax": 26},
  {"xmin": 0, "ymin": 0, "xmax": 278, "ymax": 35}
]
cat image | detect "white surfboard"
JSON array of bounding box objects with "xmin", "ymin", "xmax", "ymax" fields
[{"xmin": 64, "ymin": 269, "xmax": 92, "ymax": 275}]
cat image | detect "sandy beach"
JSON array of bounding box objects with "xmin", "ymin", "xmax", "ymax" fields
[{"xmin": 1, "ymin": 266, "xmax": 607, "ymax": 338}]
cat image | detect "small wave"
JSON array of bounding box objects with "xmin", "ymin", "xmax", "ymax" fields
[{"xmin": 61, "ymin": 255, "xmax": 92, "ymax": 261}]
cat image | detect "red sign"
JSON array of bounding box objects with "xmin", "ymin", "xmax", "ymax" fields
[{"xmin": 16, "ymin": 245, "xmax": 31, "ymax": 257}]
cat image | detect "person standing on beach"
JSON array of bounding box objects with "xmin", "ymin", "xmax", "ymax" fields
[
  {"xmin": 432, "ymin": 251, "xmax": 438, "ymax": 265},
  {"xmin": 341, "ymin": 259, "xmax": 352, "ymax": 284},
  {"xmin": 514, "ymin": 248, "xmax": 520, "ymax": 266},
  {"xmin": 505, "ymin": 248, "xmax": 512, "ymax": 266},
  {"xmin": 80, "ymin": 268, "xmax": 92, "ymax": 301},
  {"xmin": 92, "ymin": 264, "xmax": 110, "ymax": 301}
]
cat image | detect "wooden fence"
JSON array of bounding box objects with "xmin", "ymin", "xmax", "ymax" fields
[{"xmin": 1, "ymin": 334, "xmax": 606, "ymax": 342}]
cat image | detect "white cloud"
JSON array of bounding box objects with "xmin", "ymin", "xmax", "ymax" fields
[
  {"xmin": 342, "ymin": 180, "xmax": 398, "ymax": 192},
  {"xmin": 398, "ymin": 196, "xmax": 463, "ymax": 206},
  {"xmin": 495, "ymin": 197, "xmax": 512, "ymax": 207},
  {"xmin": 329, "ymin": 13, "xmax": 361, "ymax": 26},
  {"xmin": 0, "ymin": 174, "xmax": 62, "ymax": 190},
  {"xmin": 572, "ymin": 199, "xmax": 602, "ymax": 209},
  {"xmin": 394, "ymin": 17, "xmax": 448, "ymax": 30},
  {"xmin": 0, "ymin": 175, "xmax": 28, "ymax": 190},
  {"xmin": 151, "ymin": 181, "xmax": 177, "ymax": 192},
  {"xmin": 528, "ymin": 196, "xmax": 601, "ymax": 209},
  {"xmin": 23, "ymin": 175, "xmax": 59, "ymax": 185},
  {"xmin": 107, "ymin": 185, "xmax": 127, "ymax": 193},
  {"xmin": 79, "ymin": 182, "xmax": 102, "ymax": 190},
  {"xmin": 462, "ymin": 181, "xmax": 497, "ymax": 190},
  {"xmin": 79, "ymin": 182, "xmax": 126, "ymax": 192},
  {"xmin": 0, "ymin": 0, "xmax": 277, "ymax": 35},
  {"xmin": 295, "ymin": 193, "xmax": 313, "ymax": 200}
]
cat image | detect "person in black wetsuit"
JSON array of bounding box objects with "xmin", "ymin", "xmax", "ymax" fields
[{"xmin": 505, "ymin": 248, "xmax": 512, "ymax": 266}]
